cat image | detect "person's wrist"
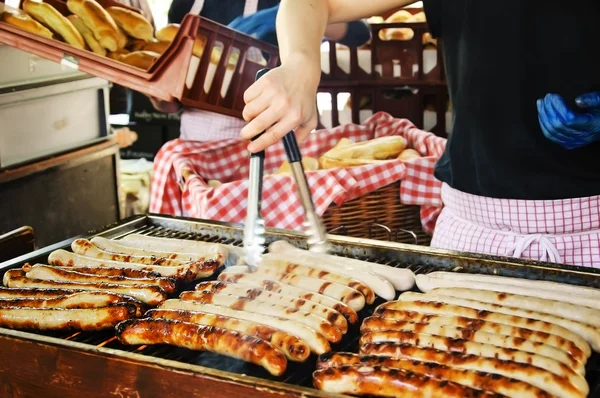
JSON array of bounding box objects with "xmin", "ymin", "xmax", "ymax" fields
[{"xmin": 282, "ymin": 52, "xmax": 321, "ymax": 89}]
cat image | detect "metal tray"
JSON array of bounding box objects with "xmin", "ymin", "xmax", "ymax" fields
[{"xmin": 1, "ymin": 214, "xmax": 599, "ymax": 397}]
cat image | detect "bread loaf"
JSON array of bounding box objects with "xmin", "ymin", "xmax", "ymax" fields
[
  {"xmin": 1, "ymin": 7, "xmax": 53, "ymax": 39},
  {"xmin": 118, "ymin": 50, "xmax": 159, "ymax": 69},
  {"xmin": 156, "ymin": 23, "xmax": 205, "ymax": 57},
  {"xmin": 155, "ymin": 23, "xmax": 178, "ymax": 42},
  {"xmin": 66, "ymin": 0, "xmax": 122, "ymax": 51},
  {"xmin": 107, "ymin": 48, "xmax": 129, "ymax": 60},
  {"xmin": 68, "ymin": 14, "xmax": 105, "ymax": 55},
  {"xmin": 397, "ymin": 149, "xmax": 421, "ymax": 161},
  {"xmin": 275, "ymin": 157, "xmax": 319, "ymax": 175},
  {"xmin": 23, "ymin": 0, "xmax": 85, "ymax": 49},
  {"xmin": 106, "ymin": 6, "xmax": 153, "ymax": 41},
  {"xmin": 127, "ymin": 38, "xmax": 146, "ymax": 51},
  {"xmin": 319, "ymin": 136, "xmax": 408, "ymax": 169},
  {"xmin": 142, "ymin": 39, "xmax": 170, "ymax": 54}
]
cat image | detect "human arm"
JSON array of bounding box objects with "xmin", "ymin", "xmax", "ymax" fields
[
  {"xmin": 537, "ymin": 92, "xmax": 600, "ymax": 149},
  {"xmin": 324, "ymin": 20, "xmax": 371, "ymax": 48},
  {"xmin": 240, "ymin": 0, "xmax": 417, "ymax": 152}
]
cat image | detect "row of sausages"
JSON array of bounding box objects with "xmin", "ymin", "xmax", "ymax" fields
[{"xmin": 314, "ymin": 272, "xmax": 600, "ymax": 398}]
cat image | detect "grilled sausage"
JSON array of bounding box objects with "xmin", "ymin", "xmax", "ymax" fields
[
  {"xmin": 357, "ymin": 331, "xmax": 588, "ymax": 395},
  {"xmin": 0, "ymin": 303, "xmax": 137, "ymax": 331},
  {"xmin": 48, "ymin": 249, "xmax": 195, "ymax": 281},
  {"xmin": 398, "ymin": 292, "xmax": 600, "ymax": 352},
  {"xmin": 316, "ymin": 353, "xmax": 554, "ymax": 398},
  {"xmin": 217, "ymin": 271, "xmax": 358, "ymax": 324},
  {"xmin": 71, "ymin": 239, "xmax": 219, "ymax": 279},
  {"xmin": 0, "ymin": 291, "xmax": 139, "ymax": 310},
  {"xmin": 419, "ymin": 271, "xmax": 600, "ymax": 304},
  {"xmin": 427, "ymin": 287, "xmax": 600, "ymax": 327},
  {"xmin": 359, "ymin": 327, "xmax": 583, "ymax": 373},
  {"xmin": 375, "ymin": 301, "xmax": 591, "ymax": 357},
  {"xmin": 120, "ymin": 234, "xmax": 229, "ymax": 256},
  {"xmin": 230, "ymin": 266, "xmax": 365, "ymax": 311},
  {"xmin": 55, "ymin": 266, "xmax": 163, "ymax": 280},
  {"xmin": 0, "ymin": 287, "xmax": 77, "ymax": 299},
  {"xmin": 146, "ymin": 309, "xmax": 310, "ymax": 362},
  {"xmin": 158, "ymin": 299, "xmax": 330, "ymax": 354},
  {"xmin": 116, "ymin": 318, "xmax": 287, "ymax": 376},
  {"xmin": 5, "ymin": 271, "xmax": 166, "ymax": 305},
  {"xmin": 258, "ymin": 257, "xmax": 376, "ymax": 303},
  {"xmin": 91, "ymin": 236, "xmax": 226, "ymax": 266},
  {"xmin": 268, "ymin": 240, "xmax": 415, "ymax": 291},
  {"xmin": 24, "ymin": 264, "xmax": 176, "ymax": 294},
  {"xmin": 195, "ymin": 281, "xmax": 348, "ymax": 333},
  {"xmin": 359, "ymin": 344, "xmax": 584, "ymax": 398},
  {"xmin": 361, "ymin": 313, "xmax": 587, "ymax": 362},
  {"xmin": 180, "ymin": 291, "xmax": 343, "ymax": 343},
  {"xmin": 312, "ymin": 365, "xmax": 502, "ymax": 397}
]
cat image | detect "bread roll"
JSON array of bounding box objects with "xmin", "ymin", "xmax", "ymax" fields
[
  {"xmin": 331, "ymin": 138, "xmax": 354, "ymax": 151},
  {"xmin": 22, "ymin": 0, "xmax": 85, "ymax": 49},
  {"xmin": 0, "ymin": 7, "xmax": 53, "ymax": 39},
  {"xmin": 207, "ymin": 180, "xmax": 222, "ymax": 188},
  {"xmin": 320, "ymin": 136, "xmax": 408, "ymax": 169},
  {"xmin": 118, "ymin": 50, "xmax": 159, "ymax": 69},
  {"xmin": 106, "ymin": 6, "xmax": 153, "ymax": 41},
  {"xmin": 127, "ymin": 38, "xmax": 146, "ymax": 51},
  {"xmin": 142, "ymin": 39, "xmax": 170, "ymax": 54},
  {"xmin": 155, "ymin": 23, "xmax": 204, "ymax": 57},
  {"xmin": 411, "ymin": 11, "xmax": 426, "ymax": 22},
  {"xmin": 380, "ymin": 9, "xmax": 414, "ymax": 41},
  {"xmin": 397, "ymin": 149, "xmax": 421, "ymax": 161},
  {"xmin": 66, "ymin": 0, "xmax": 122, "ymax": 51},
  {"xmin": 386, "ymin": 10, "xmax": 413, "ymax": 23},
  {"xmin": 68, "ymin": 14, "xmax": 105, "ymax": 55},
  {"xmin": 275, "ymin": 157, "xmax": 319, "ymax": 175},
  {"xmin": 155, "ymin": 23, "xmax": 178, "ymax": 42},
  {"xmin": 107, "ymin": 49, "xmax": 129, "ymax": 59}
]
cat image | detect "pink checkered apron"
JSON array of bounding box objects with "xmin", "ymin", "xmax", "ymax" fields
[
  {"xmin": 431, "ymin": 183, "xmax": 600, "ymax": 267},
  {"xmin": 180, "ymin": 0, "xmax": 259, "ymax": 141}
]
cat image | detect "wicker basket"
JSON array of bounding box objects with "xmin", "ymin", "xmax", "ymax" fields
[{"xmin": 322, "ymin": 181, "xmax": 431, "ymax": 245}]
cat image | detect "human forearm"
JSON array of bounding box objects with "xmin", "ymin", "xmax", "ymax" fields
[{"xmin": 325, "ymin": 20, "xmax": 371, "ymax": 48}]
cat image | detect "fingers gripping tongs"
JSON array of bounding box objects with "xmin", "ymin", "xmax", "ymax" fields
[{"xmin": 243, "ymin": 68, "xmax": 330, "ymax": 263}]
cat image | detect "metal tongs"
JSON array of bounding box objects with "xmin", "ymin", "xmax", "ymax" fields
[
  {"xmin": 243, "ymin": 68, "xmax": 330, "ymax": 265},
  {"xmin": 242, "ymin": 74, "xmax": 268, "ymax": 266}
]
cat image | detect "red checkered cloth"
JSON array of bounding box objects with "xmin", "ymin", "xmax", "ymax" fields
[{"xmin": 150, "ymin": 112, "xmax": 447, "ymax": 233}]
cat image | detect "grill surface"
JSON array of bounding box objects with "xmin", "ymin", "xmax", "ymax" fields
[{"xmin": 1, "ymin": 215, "xmax": 600, "ymax": 396}]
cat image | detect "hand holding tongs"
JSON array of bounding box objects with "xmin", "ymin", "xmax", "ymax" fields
[{"xmin": 243, "ymin": 68, "xmax": 330, "ymax": 262}]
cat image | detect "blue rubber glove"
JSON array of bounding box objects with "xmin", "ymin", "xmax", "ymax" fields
[
  {"xmin": 228, "ymin": 4, "xmax": 279, "ymax": 40},
  {"xmin": 537, "ymin": 92, "xmax": 600, "ymax": 149}
]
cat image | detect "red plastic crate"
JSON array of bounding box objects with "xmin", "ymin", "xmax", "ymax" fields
[
  {"xmin": 320, "ymin": 8, "xmax": 444, "ymax": 84},
  {"xmin": 0, "ymin": 0, "xmax": 279, "ymax": 118}
]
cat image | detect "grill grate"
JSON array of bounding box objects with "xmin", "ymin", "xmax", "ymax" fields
[{"xmin": 3, "ymin": 218, "xmax": 600, "ymax": 395}]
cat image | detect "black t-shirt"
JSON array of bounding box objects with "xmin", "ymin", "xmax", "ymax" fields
[
  {"xmin": 423, "ymin": 0, "xmax": 600, "ymax": 200},
  {"xmin": 168, "ymin": 0, "xmax": 280, "ymax": 46}
]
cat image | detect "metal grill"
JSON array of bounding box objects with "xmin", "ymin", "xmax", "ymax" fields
[{"xmin": 2, "ymin": 214, "xmax": 600, "ymax": 394}]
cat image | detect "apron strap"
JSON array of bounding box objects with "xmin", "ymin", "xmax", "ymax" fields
[{"xmin": 190, "ymin": 0, "xmax": 205, "ymax": 15}]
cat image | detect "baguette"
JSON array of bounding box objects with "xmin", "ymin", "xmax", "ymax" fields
[
  {"xmin": 68, "ymin": 14, "xmax": 105, "ymax": 55},
  {"xmin": 106, "ymin": 6, "xmax": 153, "ymax": 41},
  {"xmin": 1, "ymin": 7, "xmax": 53, "ymax": 39},
  {"xmin": 66, "ymin": 0, "xmax": 122, "ymax": 51},
  {"xmin": 22, "ymin": 0, "xmax": 84, "ymax": 49}
]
